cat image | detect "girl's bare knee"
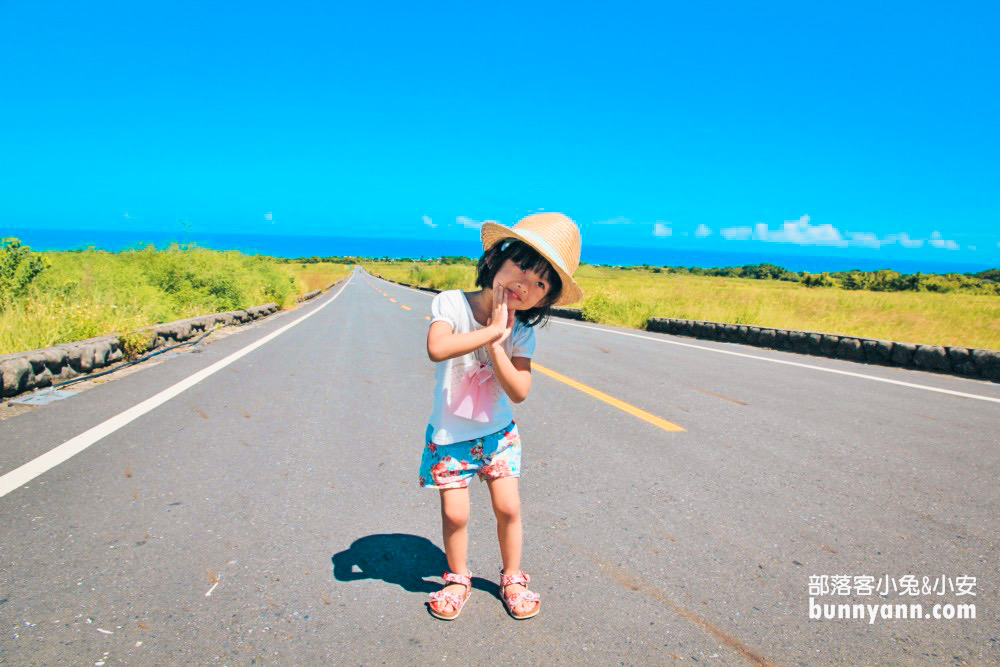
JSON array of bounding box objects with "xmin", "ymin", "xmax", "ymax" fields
[
  {"xmin": 492, "ymin": 497, "xmax": 521, "ymax": 523},
  {"xmin": 487, "ymin": 477, "xmax": 521, "ymax": 522},
  {"xmin": 442, "ymin": 506, "xmax": 470, "ymax": 529},
  {"xmin": 440, "ymin": 489, "xmax": 470, "ymax": 528}
]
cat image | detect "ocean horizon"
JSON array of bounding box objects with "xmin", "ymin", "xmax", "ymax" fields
[{"xmin": 4, "ymin": 227, "xmax": 997, "ymax": 275}]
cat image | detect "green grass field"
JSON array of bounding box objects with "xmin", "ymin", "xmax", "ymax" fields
[
  {"xmin": 363, "ymin": 261, "xmax": 1000, "ymax": 350},
  {"xmin": 0, "ymin": 245, "xmax": 351, "ymax": 355},
  {"xmin": 3, "ymin": 239, "xmax": 996, "ymax": 356}
]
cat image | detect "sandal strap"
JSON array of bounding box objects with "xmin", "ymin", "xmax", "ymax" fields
[
  {"xmin": 504, "ymin": 589, "xmax": 540, "ymax": 606},
  {"xmin": 429, "ymin": 590, "xmax": 467, "ymax": 610},
  {"xmin": 442, "ymin": 571, "xmax": 472, "ymax": 588},
  {"xmin": 500, "ymin": 571, "xmax": 530, "ymax": 587}
]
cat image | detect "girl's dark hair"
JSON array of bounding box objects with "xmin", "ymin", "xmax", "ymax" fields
[{"xmin": 475, "ymin": 238, "xmax": 563, "ymax": 328}]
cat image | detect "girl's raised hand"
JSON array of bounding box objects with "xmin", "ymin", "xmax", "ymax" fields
[{"xmin": 488, "ymin": 283, "xmax": 515, "ymax": 347}]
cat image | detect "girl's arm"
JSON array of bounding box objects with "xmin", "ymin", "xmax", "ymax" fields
[
  {"xmin": 487, "ymin": 346, "xmax": 532, "ymax": 403},
  {"xmin": 427, "ymin": 321, "xmax": 503, "ymax": 362},
  {"xmin": 426, "ymin": 287, "xmax": 531, "ymax": 401}
]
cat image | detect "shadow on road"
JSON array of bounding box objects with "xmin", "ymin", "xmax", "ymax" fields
[{"xmin": 330, "ymin": 533, "xmax": 500, "ymax": 599}]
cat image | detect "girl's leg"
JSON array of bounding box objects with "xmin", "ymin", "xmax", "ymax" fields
[
  {"xmin": 434, "ymin": 486, "xmax": 471, "ymax": 614},
  {"xmin": 486, "ymin": 477, "xmax": 538, "ymax": 616}
]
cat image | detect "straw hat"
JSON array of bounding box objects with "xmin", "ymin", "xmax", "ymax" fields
[{"xmin": 480, "ymin": 212, "xmax": 584, "ymax": 306}]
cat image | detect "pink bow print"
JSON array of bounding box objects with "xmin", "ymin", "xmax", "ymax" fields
[{"xmin": 449, "ymin": 362, "xmax": 496, "ymax": 422}]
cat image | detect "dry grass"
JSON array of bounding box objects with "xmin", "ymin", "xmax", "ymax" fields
[
  {"xmin": 364, "ymin": 261, "xmax": 1000, "ymax": 350},
  {"xmin": 281, "ymin": 262, "xmax": 352, "ymax": 292}
]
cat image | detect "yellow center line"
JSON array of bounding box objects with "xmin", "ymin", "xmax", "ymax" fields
[
  {"xmin": 532, "ymin": 363, "xmax": 685, "ymax": 433},
  {"xmin": 401, "ymin": 305, "xmax": 411, "ymax": 311},
  {"xmin": 389, "ymin": 298, "xmax": 396, "ymax": 303}
]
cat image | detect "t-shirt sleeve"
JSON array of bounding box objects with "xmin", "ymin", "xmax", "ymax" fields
[
  {"xmin": 430, "ymin": 291, "xmax": 457, "ymax": 330},
  {"xmin": 510, "ymin": 321, "xmax": 536, "ymax": 359}
]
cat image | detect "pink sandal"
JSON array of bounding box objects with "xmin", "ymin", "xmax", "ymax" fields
[
  {"xmin": 428, "ymin": 571, "xmax": 473, "ymax": 620},
  {"xmin": 500, "ymin": 570, "xmax": 541, "ymax": 619}
]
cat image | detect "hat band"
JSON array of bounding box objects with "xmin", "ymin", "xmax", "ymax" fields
[{"xmin": 514, "ymin": 228, "xmax": 570, "ymax": 275}]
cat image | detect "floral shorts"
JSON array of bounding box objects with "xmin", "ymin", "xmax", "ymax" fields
[{"xmin": 419, "ymin": 421, "xmax": 521, "ymax": 489}]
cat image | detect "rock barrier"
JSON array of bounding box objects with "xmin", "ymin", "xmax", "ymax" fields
[
  {"xmin": 0, "ymin": 304, "xmax": 278, "ymax": 398},
  {"xmin": 642, "ymin": 317, "xmax": 999, "ymax": 382}
]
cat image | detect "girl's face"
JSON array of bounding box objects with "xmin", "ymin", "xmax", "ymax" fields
[{"xmin": 492, "ymin": 258, "xmax": 551, "ymax": 311}]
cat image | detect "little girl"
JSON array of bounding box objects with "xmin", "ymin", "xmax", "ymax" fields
[{"xmin": 419, "ymin": 212, "xmax": 584, "ymax": 620}]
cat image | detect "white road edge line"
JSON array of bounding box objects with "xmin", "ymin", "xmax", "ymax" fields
[
  {"xmin": 0, "ymin": 275, "xmax": 354, "ymax": 499},
  {"xmin": 368, "ymin": 272, "xmax": 1000, "ymax": 405},
  {"xmin": 554, "ymin": 321, "xmax": 1000, "ymax": 404}
]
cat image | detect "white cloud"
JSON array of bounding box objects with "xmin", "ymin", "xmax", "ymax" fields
[
  {"xmin": 884, "ymin": 232, "xmax": 923, "ymax": 248},
  {"xmin": 968, "ymin": 245, "xmax": 977, "ymax": 251},
  {"xmin": 652, "ymin": 222, "xmax": 672, "ymax": 237},
  {"xmin": 422, "ymin": 215, "xmax": 436, "ymax": 228},
  {"xmin": 594, "ymin": 216, "xmax": 631, "ymax": 225},
  {"xmin": 716, "ymin": 215, "xmax": 942, "ymax": 251},
  {"xmin": 753, "ymin": 214, "xmax": 846, "ymax": 246},
  {"xmin": 123, "ymin": 212, "xmax": 131, "ymax": 219},
  {"xmin": 694, "ymin": 224, "xmax": 712, "ymax": 238},
  {"xmin": 929, "ymin": 230, "xmax": 959, "ymax": 250},
  {"xmin": 847, "ymin": 231, "xmax": 881, "ymax": 248},
  {"xmin": 265, "ymin": 212, "xmax": 272, "ymax": 221},
  {"xmin": 720, "ymin": 226, "xmax": 752, "ymax": 241},
  {"xmin": 840, "ymin": 231, "xmax": 926, "ymax": 249},
  {"xmin": 456, "ymin": 216, "xmax": 483, "ymax": 229}
]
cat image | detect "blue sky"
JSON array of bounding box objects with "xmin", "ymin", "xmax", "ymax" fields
[{"xmin": 1, "ymin": 0, "xmax": 997, "ymax": 266}]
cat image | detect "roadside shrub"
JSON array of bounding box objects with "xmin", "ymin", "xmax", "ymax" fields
[
  {"xmin": 430, "ymin": 266, "xmax": 470, "ymax": 291},
  {"xmin": 119, "ymin": 331, "xmax": 150, "ymax": 360},
  {"xmin": 581, "ymin": 288, "xmax": 656, "ymax": 328},
  {"xmin": 802, "ymin": 272, "xmax": 837, "ymax": 288},
  {"xmin": 408, "ymin": 265, "xmax": 431, "ymax": 284},
  {"xmin": 0, "ymin": 238, "xmax": 46, "ymax": 311}
]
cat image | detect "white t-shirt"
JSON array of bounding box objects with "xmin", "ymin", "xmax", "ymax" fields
[{"xmin": 427, "ymin": 289, "xmax": 537, "ymax": 444}]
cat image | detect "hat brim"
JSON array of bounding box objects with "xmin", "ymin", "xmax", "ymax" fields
[{"xmin": 480, "ymin": 222, "xmax": 584, "ymax": 306}]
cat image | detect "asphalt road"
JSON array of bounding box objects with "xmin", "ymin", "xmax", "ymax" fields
[{"xmin": 1, "ymin": 266, "xmax": 997, "ymax": 665}]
